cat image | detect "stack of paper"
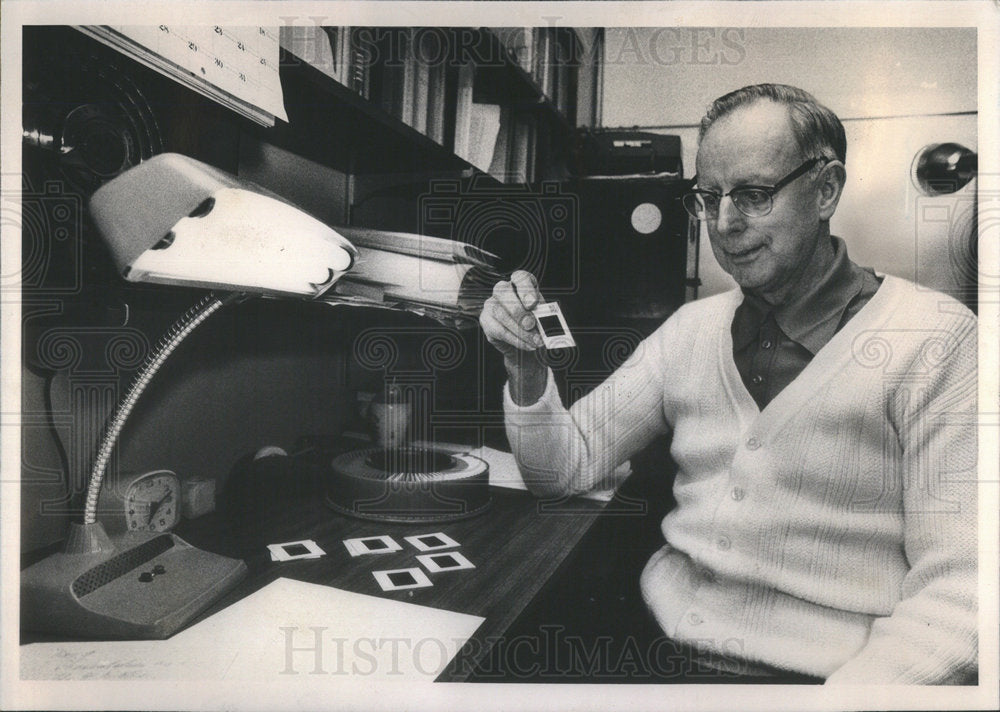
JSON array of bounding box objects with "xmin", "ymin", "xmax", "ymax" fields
[
  {"xmin": 21, "ymin": 578, "xmax": 484, "ymax": 680},
  {"xmin": 323, "ymin": 227, "xmax": 505, "ymax": 327}
]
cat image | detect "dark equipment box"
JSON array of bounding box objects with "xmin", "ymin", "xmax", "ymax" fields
[{"xmin": 576, "ymin": 131, "xmax": 682, "ymax": 177}]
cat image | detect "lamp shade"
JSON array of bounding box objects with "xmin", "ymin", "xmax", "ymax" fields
[{"xmin": 88, "ymin": 153, "xmax": 357, "ymax": 297}]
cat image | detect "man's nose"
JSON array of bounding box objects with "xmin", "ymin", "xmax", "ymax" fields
[{"xmin": 714, "ymin": 195, "xmax": 746, "ymax": 236}]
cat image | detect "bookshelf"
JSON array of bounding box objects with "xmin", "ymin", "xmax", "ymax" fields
[
  {"xmin": 22, "ymin": 24, "xmax": 603, "ymax": 254},
  {"xmin": 279, "ymin": 26, "xmax": 604, "ymax": 185}
]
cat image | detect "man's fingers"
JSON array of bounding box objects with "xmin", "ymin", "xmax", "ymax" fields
[
  {"xmin": 481, "ymin": 276, "xmax": 546, "ymax": 355},
  {"xmin": 485, "ymin": 299, "xmax": 541, "ymax": 352},
  {"xmin": 510, "ymin": 270, "xmax": 541, "ymax": 310},
  {"xmin": 492, "ymin": 279, "xmax": 532, "ymax": 324}
]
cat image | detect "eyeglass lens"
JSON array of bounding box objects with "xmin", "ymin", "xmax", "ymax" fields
[
  {"xmin": 683, "ymin": 157, "xmax": 827, "ymax": 220},
  {"xmin": 683, "ymin": 190, "xmax": 774, "ymax": 219}
]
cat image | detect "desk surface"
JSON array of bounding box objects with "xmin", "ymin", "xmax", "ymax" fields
[{"xmin": 176, "ymin": 451, "xmax": 605, "ymax": 682}]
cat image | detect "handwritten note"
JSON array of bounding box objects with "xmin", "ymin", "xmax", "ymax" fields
[
  {"xmin": 21, "ymin": 578, "xmax": 484, "ymax": 680},
  {"xmin": 19, "ymin": 640, "xmax": 223, "ymax": 680}
]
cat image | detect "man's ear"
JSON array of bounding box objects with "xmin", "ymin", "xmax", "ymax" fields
[{"xmin": 817, "ymin": 160, "xmax": 846, "ymax": 220}]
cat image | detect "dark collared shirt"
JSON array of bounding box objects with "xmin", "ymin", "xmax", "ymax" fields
[{"xmin": 731, "ymin": 237, "xmax": 882, "ymax": 410}]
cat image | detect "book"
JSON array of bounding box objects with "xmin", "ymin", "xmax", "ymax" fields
[
  {"xmin": 399, "ymin": 30, "xmax": 416, "ymax": 126},
  {"xmin": 329, "ymin": 27, "xmax": 349, "ymax": 85},
  {"xmin": 425, "ymin": 56, "xmax": 447, "ymax": 144},
  {"xmin": 510, "ymin": 113, "xmax": 536, "ymax": 184},
  {"xmin": 466, "ymin": 103, "xmax": 502, "ymax": 174},
  {"xmin": 574, "ymin": 28, "xmax": 602, "ymax": 128},
  {"xmin": 554, "ymin": 32, "xmax": 573, "ymax": 118},
  {"xmin": 488, "ymin": 106, "xmax": 513, "ymax": 181},
  {"xmin": 376, "ymin": 48, "xmax": 402, "ymax": 116},
  {"xmin": 278, "ymin": 25, "xmax": 338, "ymax": 81},
  {"xmin": 520, "ymin": 28, "xmax": 535, "ymax": 73},
  {"xmin": 347, "ymin": 27, "xmax": 371, "ymax": 99},
  {"xmin": 533, "ymin": 29, "xmax": 553, "ymax": 100},
  {"xmin": 452, "ymin": 61, "xmax": 475, "ymax": 160},
  {"xmin": 411, "ymin": 61, "xmax": 429, "ymax": 132},
  {"xmin": 411, "ymin": 31, "xmax": 434, "ymax": 134},
  {"xmin": 375, "ymin": 28, "xmax": 417, "ymax": 124}
]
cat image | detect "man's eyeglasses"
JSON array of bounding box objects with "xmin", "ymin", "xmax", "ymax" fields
[{"xmin": 682, "ymin": 157, "xmax": 831, "ymax": 220}]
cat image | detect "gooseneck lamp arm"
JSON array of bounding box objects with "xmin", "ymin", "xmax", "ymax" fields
[
  {"xmin": 81, "ymin": 291, "xmax": 242, "ymax": 526},
  {"xmin": 19, "ymin": 288, "xmax": 255, "ymax": 639},
  {"xmin": 78, "ymin": 152, "xmax": 358, "ymax": 526}
]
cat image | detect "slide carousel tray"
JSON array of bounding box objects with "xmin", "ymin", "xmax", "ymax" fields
[{"xmin": 326, "ymin": 447, "xmax": 491, "ymax": 523}]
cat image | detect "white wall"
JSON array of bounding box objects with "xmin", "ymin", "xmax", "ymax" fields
[{"xmin": 601, "ymin": 27, "xmax": 978, "ymax": 301}]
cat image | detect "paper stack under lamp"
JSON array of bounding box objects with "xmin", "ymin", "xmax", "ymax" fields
[{"xmin": 20, "ymin": 154, "xmax": 358, "ymax": 640}]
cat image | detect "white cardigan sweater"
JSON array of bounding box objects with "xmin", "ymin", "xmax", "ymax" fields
[{"xmin": 504, "ymin": 276, "xmax": 978, "ymax": 684}]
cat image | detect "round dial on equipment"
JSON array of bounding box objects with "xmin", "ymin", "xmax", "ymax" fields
[{"xmin": 98, "ymin": 469, "xmax": 182, "ymax": 534}]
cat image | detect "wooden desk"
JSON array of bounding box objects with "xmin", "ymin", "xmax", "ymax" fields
[{"xmin": 175, "ymin": 450, "xmax": 606, "ymax": 682}]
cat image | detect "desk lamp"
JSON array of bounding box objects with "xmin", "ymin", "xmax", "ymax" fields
[{"xmin": 21, "ymin": 153, "xmax": 358, "ymax": 639}]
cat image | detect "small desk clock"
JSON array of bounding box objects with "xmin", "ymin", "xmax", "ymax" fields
[{"xmin": 97, "ymin": 470, "xmax": 182, "ymax": 534}]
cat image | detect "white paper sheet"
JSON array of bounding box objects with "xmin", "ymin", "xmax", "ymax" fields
[
  {"xmin": 21, "ymin": 578, "xmax": 484, "ymax": 680},
  {"xmin": 470, "ymin": 444, "xmax": 629, "ymax": 503}
]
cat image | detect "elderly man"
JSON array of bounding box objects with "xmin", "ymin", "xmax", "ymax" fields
[{"xmin": 480, "ymin": 84, "xmax": 977, "ymax": 684}]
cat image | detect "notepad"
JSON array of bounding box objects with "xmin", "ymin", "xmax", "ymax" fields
[{"xmin": 21, "ymin": 578, "xmax": 484, "ymax": 680}]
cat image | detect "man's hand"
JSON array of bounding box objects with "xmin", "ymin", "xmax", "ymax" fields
[
  {"xmin": 481, "ymin": 270, "xmax": 544, "ymax": 356},
  {"xmin": 480, "ymin": 270, "xmax": 548, "ymax": 405}
]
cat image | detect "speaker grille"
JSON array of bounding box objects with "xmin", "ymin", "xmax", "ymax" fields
[{"xmin": 72, "ymin": 535, "xmax": 174, "ymax": 598}]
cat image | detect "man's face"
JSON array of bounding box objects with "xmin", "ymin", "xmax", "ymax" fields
[{"xmin": 695, "ymin": 101, "xmax": 826, "ymax": 303}]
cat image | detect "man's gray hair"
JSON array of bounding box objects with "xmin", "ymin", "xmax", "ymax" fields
[{"xmin": 699, "ymin": 83, "xmax": 847, "ymax": 164}]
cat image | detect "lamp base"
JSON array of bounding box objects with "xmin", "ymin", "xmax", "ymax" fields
[{"xmin": 21, "ymin": 525, "xmax": 246, "ymax": 639}]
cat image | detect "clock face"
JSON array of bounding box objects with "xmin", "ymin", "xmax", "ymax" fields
[{"xmin": 124, "ymin": 471, "xmax": 181, "ymax": 532}]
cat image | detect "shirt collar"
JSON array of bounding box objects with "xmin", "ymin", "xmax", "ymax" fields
[
  {"xmin": 731, "ymin": 291, "xmax": 769, "ymax": 352},
  {"xmin": 732, "ymin": 237, "xmax": 867, "ymax": 355}
]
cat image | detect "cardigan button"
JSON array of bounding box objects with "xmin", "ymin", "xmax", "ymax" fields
[
  {"xmin": 731, "ymin": 487, "xmax": 745, "ymax": 501},
  {"xmin": 687, "ymin": 612, "xmax": 704, "ymax": 626},
  {"xmin": 746, "ymin": 437, "xmax": 760, "ymax": 450},
  {"xmin": 717, "ymin": 536, "xmax": 731, "ymax": 551}
]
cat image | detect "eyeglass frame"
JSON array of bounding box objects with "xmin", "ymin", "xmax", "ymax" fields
[{"xmin": 682, "ymin": 156, "xmax": 832, "ymax": 220}]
